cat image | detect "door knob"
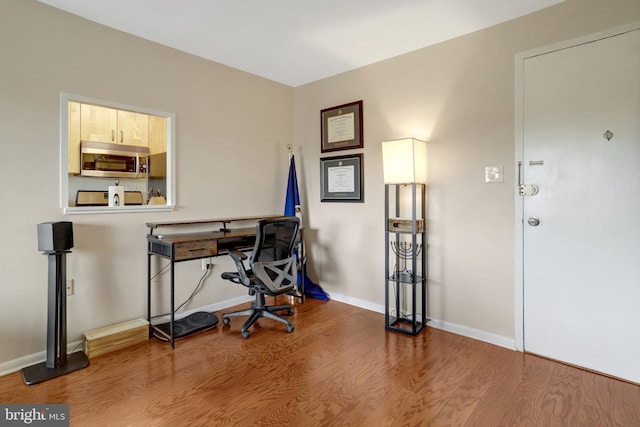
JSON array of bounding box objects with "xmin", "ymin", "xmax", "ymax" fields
[{"xmin": 528, "ymin": 217, "xmax": 540, "ymax": 226}]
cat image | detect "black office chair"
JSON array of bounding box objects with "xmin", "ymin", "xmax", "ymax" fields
[{"xmin": 221, "ymin": 216, "xmax": 300, "ymax": 339}]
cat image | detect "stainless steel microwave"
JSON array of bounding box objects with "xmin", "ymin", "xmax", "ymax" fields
[{"xmin": 80, "ymin": 141, "xmax": 149, "ymax": 178}]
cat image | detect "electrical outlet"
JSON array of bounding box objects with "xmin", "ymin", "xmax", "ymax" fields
[
  {"xmin": 66, "ymin": 279, "xmax": 74, "ymax": 296},
  {"xmin": 201, "ymin": 258, "xmax": 212, "ymax": 271}
]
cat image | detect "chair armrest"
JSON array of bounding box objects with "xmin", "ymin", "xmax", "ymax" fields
[
  {"xmin": 226, "ymin": 248, "xmax": 251, "ymax": 286},
  {"xmin": 227, "ymin": 248, "xmax": 248, "ymax": 261}
]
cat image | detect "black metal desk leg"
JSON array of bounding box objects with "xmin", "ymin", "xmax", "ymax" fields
[
  {"xmin": 147, "ymin": 250, "xmax": 152, "ymax": 338},
  {"xmin": 170, "ymin": 254, "xmax": 175, "ymax": 348}
]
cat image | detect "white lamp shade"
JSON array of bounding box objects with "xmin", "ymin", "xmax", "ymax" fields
[{"xmin": 382, "ymin": 138, "xmax": 426, "ymax": 184}]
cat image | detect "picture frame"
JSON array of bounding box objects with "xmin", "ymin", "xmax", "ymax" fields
[
  {"xmin": 320, "ymin": 154, "xmax": 364, "ymax": 203},
  {"xmin": 320, "ymin": 100, "xmax": 363, "ymax": 153}
]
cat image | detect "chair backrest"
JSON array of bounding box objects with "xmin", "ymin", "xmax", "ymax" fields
[
  {"xmin": 249, "ymin": 216, "xmax": 300, "ymax": 293},
  {"xmin": 251, "ymin": 216, "xmax": 300, "ymax": 264}
]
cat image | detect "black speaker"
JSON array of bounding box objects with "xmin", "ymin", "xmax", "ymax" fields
[{"xmin": 37, "ymin": 221, "xmax": 73, "ymax": 252}]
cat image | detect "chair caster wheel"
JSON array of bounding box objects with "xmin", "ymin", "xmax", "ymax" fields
[
  {"xmin": 287, "ymin": 309, "xmax": 294, "ymax": 316},
  {"xmin": 223, "ymin": 317, "xmax": 230, "ymax": 326},
  {"xmin": 242, "ymin": 330, "xmax": 250, "ymax": 339},
  {"xmin": 287, "ymin": 325, "xmax": 294, "ymax": 333}
]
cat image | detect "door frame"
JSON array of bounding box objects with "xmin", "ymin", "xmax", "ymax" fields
[{"xmin": 513, "ymin": 20, "xmax": 640, "ymax": 352}]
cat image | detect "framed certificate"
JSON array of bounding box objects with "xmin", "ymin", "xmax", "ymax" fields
[
  {"xmin": 320, "ymin": 154, "xmax": 363, "ymax": 202},
  {"xmin": 320, "ymin": 100, "xmax": 363, "ymax": 153}
]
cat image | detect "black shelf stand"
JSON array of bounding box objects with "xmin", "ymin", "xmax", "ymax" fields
[{"xmin": 385, "ymin": 183, "xmax": 427, "ymax": 336}]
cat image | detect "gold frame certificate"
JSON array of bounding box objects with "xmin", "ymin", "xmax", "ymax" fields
[{"xmin": 321, "ymin": 100, "xmax": 363, "ymax": 153}]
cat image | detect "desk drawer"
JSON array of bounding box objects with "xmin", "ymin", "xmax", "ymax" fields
[{"xmin": 174, "ymin": 239, "xmax": 218, "ymax": 261}]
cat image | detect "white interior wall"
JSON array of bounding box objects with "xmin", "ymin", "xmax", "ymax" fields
[
  {"xmin": 0, "ymin": 0, "xmax": 293, "ymax": 370},
  {"xmin": 1, "ymin": 0, "xmax": 640, "ymax": 373},
  {"xmin": 294, "ymin": 0, "xmax": 640, "ymax": 344}
]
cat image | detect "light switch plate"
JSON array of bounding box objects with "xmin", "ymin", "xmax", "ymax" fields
[{"xmin": 485, "ymin": 166, "xmax": 504, "ymax": 183}]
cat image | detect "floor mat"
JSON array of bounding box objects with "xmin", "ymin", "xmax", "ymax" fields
[{"xmin": 154, "ymin": 311, "xmax": 218, "ymax": 341}]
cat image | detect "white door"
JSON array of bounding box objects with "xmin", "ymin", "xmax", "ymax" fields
[{"xmin": 522, "ymin": 28, "xmax": 640, "ymax": 383}]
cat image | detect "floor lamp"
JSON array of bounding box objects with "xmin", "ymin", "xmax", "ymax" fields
[{"xmin": 382, "ymin": 138, "xmax": 428, "ymax": 335}]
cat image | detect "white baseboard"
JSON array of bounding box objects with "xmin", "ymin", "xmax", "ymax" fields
[
  {"xmin": 0, "ymin": 340, "xmax": 83, "ymax": 379},
  {"xmin": 426, "ymin": 319, "xmax": 516, "ymax": 350},
  {"xmin": 329, "ymin": 291, "xmax": 516, "ymax": 350},
  {"xmin": 328, "ymin": 291, "xmax": 386, "ymax": 314}
]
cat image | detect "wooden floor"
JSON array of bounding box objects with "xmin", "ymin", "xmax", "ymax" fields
[{"xmin": 1, "ymin": 297, "xmax": 639, "ymax": 426}]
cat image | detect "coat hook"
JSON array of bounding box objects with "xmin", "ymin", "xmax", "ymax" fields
[{"xmin": 603, "ymin": 130, "xmax": 614, "ymax": 141}]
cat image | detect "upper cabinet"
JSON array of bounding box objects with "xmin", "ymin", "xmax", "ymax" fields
[
  {"xmin": 68, "ymin": 101, "xmax": 81, "ymax": 174},
  {"xmin": 79, "ymin": 104, "xmax": 116, "ymax": 143},
  {"xmin": 117, "ymin": 110, "xmax": 148, "ymax": 147},
  {"xmin": 148, "ymin": 115, "xmax": 167, "ymax": 155},
  {"xmin": 68, "ymin": 102, "xmax": 167, "ymax": 173},
  {"xmin": 80, "ymin": 104, "xmax": 148, "ymax": 147}
]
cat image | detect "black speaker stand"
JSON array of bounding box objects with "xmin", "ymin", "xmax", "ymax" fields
[{"xmin": 21, "ymin": 251, "xmax": 89, "ymax": 385}]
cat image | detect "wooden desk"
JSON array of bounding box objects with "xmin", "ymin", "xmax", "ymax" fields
[
  {"xmin": 148, "ymin": 228, "xmax": 257, "ymax": 261},
  {"xmin": 146, "ymin": 216, "xmax": 303, "ymax": 347}
]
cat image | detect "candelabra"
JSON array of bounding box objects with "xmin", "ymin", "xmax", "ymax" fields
[{"xmin": 390, "ymin": 241, "xmax": 423, "ymax": 278}]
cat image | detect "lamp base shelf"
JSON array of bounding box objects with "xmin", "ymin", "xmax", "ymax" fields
[
  {"xmin": 386, "ymin": 316, "xmax": 427, "ymax": 336},
  {"xmin": 385, "ymin": 182, "xmax": 427, "ymax": 337}
]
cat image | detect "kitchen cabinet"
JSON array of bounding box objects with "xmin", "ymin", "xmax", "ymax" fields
[
  {"xmin": 68, "ymin": 101, "xmax": 81, "ymax": 174},
  {"xmin": 117, "ymin": 110, "xmax": 148, "ymax": 147},
  {"xmin": 79, "ymin": 104, "xmax": 116, "ymax": 144},
  {"xmin": 148, "ymin": 115, "xmax": 167, "ymax": 155},
  {"xmin": 80, "ymin": 104, "xmax": 148, "ymax": 147}
]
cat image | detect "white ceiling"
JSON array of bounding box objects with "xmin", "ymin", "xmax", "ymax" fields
[{"xmin": 39, "ymin": 0, "xmax": 565, "ymax": 87}]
